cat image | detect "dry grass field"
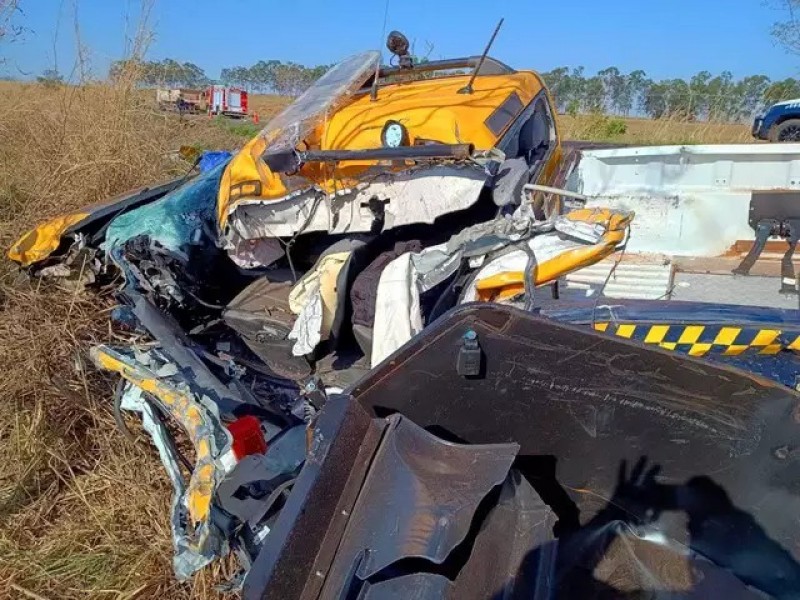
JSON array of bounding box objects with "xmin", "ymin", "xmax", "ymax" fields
[
  {"xmin": 557, "ymin": 113, "xmax": 754, "ymax": 145},
  {"xmin": 0, "ymin": 80, "xmax": 282, "ymax": 600},
  {"xmin": 0, "ymin": 79, "xmax": 759, "ymax": 599}
]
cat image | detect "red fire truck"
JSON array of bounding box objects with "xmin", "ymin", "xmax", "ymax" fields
[
  {"xmin": 156, "ymin": 86, "xmax": 249, "ymax": 118},
  {"xmin": 207, "ymin": 85, "xmax": 248, "ymax": 118}
]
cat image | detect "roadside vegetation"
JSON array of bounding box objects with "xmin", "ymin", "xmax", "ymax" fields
[
  {"xmin": 557, "ymin": 113, "xmax": 751, "ymax": 145},
  {"xmin": 0, "ymin": 75, "xmax": 283, "ymax": 599}
]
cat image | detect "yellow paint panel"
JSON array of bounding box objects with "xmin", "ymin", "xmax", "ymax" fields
[
  {"xmin": 616, "ymin": 324, "xmax": 636, "ymax": 338},
  {"xmin": 751, "ymin": 329, "xmax": 780, "ymax": 347},
  {"xmin": 644, "ymin": 325, "xmax": 669, "ymax": 344},
  {"xmin": 593, "ymin": 322, "xmax": 609, "ymax": 332},
  {"xmin": 660, "ymin": 342, "xmax": 677, "ymax": 351},
  {"xmin": 8, "ymin": 212, "xmax": 90, "ymax": 266},
  {"xmin": 713, "ymin": 327, "xmax": 741, "ymax": 346},
  {"xmin": 475, "ymin": 209, "xmax": 630, "ymax": 295},
  {"xmin": 196, "ymin": 439, "xmax": 210, "ymax": 459},
  {"xmin": 760, "ymin": 344, "xmax": 783, "ymax": 355},
  {"xmin": 325, "ymin": 73, "xmax": 541, "ymax": 153},
  {"xmin": 688, "ymin": 343, "xmax": 713, "ymax": 356},
  {"xmin": 677, "ymin": 326, "xmax": 704, "ymax": 345},
  {"xmin": 723, "ymin": 345, "xmax": 749, "ymax": 356},
  {"xmin": 788, "ymin": 336, "xmax": 800, "ymax": 351},
  {"xmin": 186, "ymin": 406, "xmax": 203, "ymax": 428}
]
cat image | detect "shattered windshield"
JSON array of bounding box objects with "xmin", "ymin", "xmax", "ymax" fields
[{"xmin": 260, "ymin": 51, "xmax": 380, "ymax": 158}]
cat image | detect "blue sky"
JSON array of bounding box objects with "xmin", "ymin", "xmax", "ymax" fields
[{"xmin": 3, "ymin": 0, "xmax": 799, "ymax": 81}]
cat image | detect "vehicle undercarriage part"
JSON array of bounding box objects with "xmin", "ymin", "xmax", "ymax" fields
[{"xmin": 733, "ymin": 190, "xmax": 800, "ymax": 296}]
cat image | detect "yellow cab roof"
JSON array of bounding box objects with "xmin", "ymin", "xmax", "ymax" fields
[
  {"xmin": 324, "ymin": 70, "xmax": 545, "ymax": 151},
  {"xmin": 217, "ymin": 67, "xmax": 548, "ymax": 228}
]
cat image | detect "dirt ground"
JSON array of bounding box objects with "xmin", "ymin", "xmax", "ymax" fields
[{"xmin": 0, "ymin": 81, "xmax": 756, "ymax": 599}]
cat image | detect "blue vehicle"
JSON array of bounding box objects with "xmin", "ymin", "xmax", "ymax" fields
[{"xmin": 753, "ymin": 97, "xmax": 800, "ymax": 141}]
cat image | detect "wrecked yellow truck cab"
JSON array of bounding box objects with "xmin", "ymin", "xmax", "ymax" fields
[
  {"xmin": 217, "ymin": 48, "xmax": 564, "ymax": 263},
  {"xmin": 7, "ymin": 30, "xmax": 639, "ymax": 586}
]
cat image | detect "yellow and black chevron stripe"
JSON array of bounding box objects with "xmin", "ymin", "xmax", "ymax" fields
[{"xmin": 592, "ymin": 322, "xmax": 800, "ymax": 357}]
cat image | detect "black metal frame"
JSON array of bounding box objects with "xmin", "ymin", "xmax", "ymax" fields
[
  {"xmin": 263, "ymin": 143, "xmax": 475, "ymax": 173},
  {"xmin": 357, "ymin": 55, "xmax": 515, "ymax": 95}
]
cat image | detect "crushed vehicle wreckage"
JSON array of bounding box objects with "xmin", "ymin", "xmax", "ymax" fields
[{"xmin": 9, "ymin": 30, "xmax": 800, "ymax": 599}]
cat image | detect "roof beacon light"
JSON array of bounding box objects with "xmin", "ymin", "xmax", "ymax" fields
[{"xmin": 387, "ymin": 30, "xmax": 413, "ymax": 69}]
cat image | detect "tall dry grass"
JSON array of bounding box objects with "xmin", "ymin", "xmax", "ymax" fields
[
  {"xmin": 0, "ymin": 77, "xmax": 261, "ymax": 599},
  {"xmin": 557, "ymin": 113, "xmax": 754, "ymax": 145}
]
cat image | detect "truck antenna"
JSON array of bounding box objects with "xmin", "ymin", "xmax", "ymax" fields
[
  {"xmin": 371, "ymin": 0, "xmax": 391, "ymax": 102},
  {"xmin": 458, "ymin": 18, "xmax": 504, "ymax": 95}
]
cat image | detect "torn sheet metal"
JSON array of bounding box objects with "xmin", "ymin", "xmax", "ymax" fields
[
  {"xmin": 126, "ymin": 293, "xmax": 253, "ymax": 418},
  {"xmin": 116, "ymin": 382, "xmax": 220, "ymax": 577},
  {"xmin": 225, "ymin": 166, "xmax": 488, "ymax": 258},
  {"xmin": 91, "ymin": 345, "xmax": 233, "ymax": 579},
  {"xmin": 216, "ymin": 49, "xmax": 554, "ymax": 239},
  {"xmin": 357, "ymin": 471, "xmax": 559, "ymax": 600},
  {"xmin": 370, "ymin": 208, "xmax": 632, "ymax": 366},
  {"xmin": 319, "ymin": 414, "xmax": 519, "ymax": 591},
  {"xmin": 8, "ymin": 178, "xmax": 184, "ymax": 269},
  {"xmin": 571, "ymin": 143, "xmax": 800, "ymax": 257}
]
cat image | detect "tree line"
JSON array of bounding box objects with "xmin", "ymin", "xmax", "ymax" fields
[
  {"xmin": 540, "ymin": 66, "xmax": 800, "ymax": 121},
  {"xmin": 105, "ymin": 58, "xmax": 800, "ymax": 122},
  {"xmin": 109, "ymin": 58, "xmax": 211, "ymax": 88},
  {"xmin": 108, "ymin": 58, "xmax": 331, "ymax": 97},
  {"xmin": 220, "ymin": 61, "xmax": 330, "ymax": 97}
]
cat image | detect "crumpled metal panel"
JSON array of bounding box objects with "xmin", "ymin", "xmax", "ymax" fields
[
  {"xmin": 358, "ymin": 472, "xmax": 558, "ymax": 600},
  {"xmin": 91, "ymin": 346, "xmax": 230, "ymax": 579},
  {"xmin": 449, "ymin": 470, "xmax": 557, "ymax": 599},
  {"xmin": 572, "ymin": 143, "xmax": 800, "ymax": 257},
  {"xmin": 320, "ymin": 414, "xmax": 518, "ymax": 587},
  {"xmin": 242, "ymin": 396, "xmax": 383, "ymax": 600}
]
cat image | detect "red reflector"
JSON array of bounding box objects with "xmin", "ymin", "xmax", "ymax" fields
[{"xmin": 227, "ymin": 415, "xmax": 267, "ymax": 459}]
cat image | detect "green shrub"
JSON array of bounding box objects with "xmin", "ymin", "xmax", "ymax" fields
[
  {"xmin": 566, "ymin": 99, "xmax": 580, "ymax": 117},
  {"xmin": 604, "ymin": 118, "xmax": 627, "ymax": 137}
]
